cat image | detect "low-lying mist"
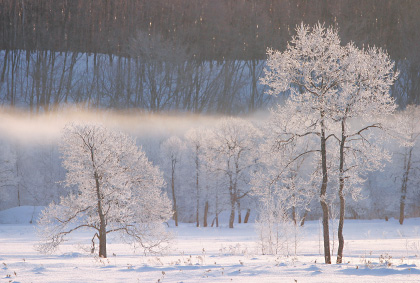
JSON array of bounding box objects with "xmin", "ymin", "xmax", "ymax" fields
[
  {"xmin": 0, "ymin": 106, "xmax": 269, "ymax": 210},
  {"xmin": 0, "ymin": 106, "xmax": 265, "ymax": 145}
]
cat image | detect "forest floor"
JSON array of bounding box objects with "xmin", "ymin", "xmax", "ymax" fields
[{"xmin": 1, "ymin": 207, "xmax": 420, "ymax": 282}]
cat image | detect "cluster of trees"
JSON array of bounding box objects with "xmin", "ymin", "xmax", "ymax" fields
[
  {"xmin": 255, "ymin": 23, "xmax": 401, "ymax": 264},
  {"xmin": 2, "ymin": 0, "xmax": 419, "ymax": 60},
  {"xmin": 0, "ymin": 49, "xmax": 268, "ymax": 113},
  {"xmin": 33, "ymin": 118, "xmax": 266, "ymax": 258},
  {"xmin": 1, "ymin": 0, "xmax": 420, "ymax": 111},
  {"xmin": 0, "ymin": 105, "xmax": 419, "ymax": 259},
  {"xmin": 160, "ymin": 117, "xmax": 261, "ymax": 229},
  {"xmin": 1, "ymin": 15, "xmax": 420, "ymax": 262},
  {"xmin": 35, "ymin": 23, "xmax": 420, "ymax": 264}
]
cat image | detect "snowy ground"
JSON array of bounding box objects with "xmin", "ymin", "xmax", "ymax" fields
[{"xmin": 1, "ymin": 207, "xmax": 420, "ymax": 282}]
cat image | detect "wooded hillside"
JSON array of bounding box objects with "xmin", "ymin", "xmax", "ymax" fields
[{"xmin": 1, "ymin": 0, "xmax": 419, "ymax": 111}]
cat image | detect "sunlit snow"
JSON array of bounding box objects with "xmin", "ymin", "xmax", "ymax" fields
[{"xmin": 1, "ymin": 207, "xmax": 420, "ymax": 282}]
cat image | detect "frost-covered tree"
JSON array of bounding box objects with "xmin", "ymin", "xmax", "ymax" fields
[
  {"xmin": 0, "ymin": 140, "xmax": 18, "ymax": 208},
  {"xmin": 185, "ymin": 127, "xmax": 207, "ymax": 227},
  {"xmin": 37, "ymin": 123, "xmax": 172, "ymax": 258},
  {"xmin": 160, "ymin": 136, "xmax": 186, "ymax": 227},
  {"xmin": 395, "ymin": 105, "xmax": 420, "ymax": 224},
  {"xmin": 252, "ymin": 110, "xmax": 316, "ymax": 255},
  {"xmin": 326, "ymin": 45, "xmax": 397, "ymax": 263},
  {"xmin": 261, "ymin": 23, "xmax": 398, "ymax": 263},
  {"xmin": 204, "ymin": 117, "xmax": 261, "ymax": 228}
]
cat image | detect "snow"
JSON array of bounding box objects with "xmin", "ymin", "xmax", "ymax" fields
[
  {"xmin": 0, "ymin": 206, "xmax": 44, "ymax": 224},
  {"xmin": 1, "ymin": 206, "xmax": 420, "ymax": 282}
]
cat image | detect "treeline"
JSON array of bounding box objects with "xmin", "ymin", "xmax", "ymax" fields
[
  {"xmin": 1, "ymin": 0, "xmax": 420, "ymax": 111},
  {"xmin": 0, "ymin": 110, "xmax": 419, "ymax": 225},
  {"xmin": 2, "ymin": 0, "xmax": 419, "ymax": 60},
  {"xmin": 0, "ymin": 51, "xmax": 268, "ymax": 113}
]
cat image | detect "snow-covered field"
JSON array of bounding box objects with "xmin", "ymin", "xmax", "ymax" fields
[{"xmin": 1, "ymin": 207, "xmax": 420, "ymax": 282}]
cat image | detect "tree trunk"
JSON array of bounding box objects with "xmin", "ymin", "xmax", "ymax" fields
[
  {"xmin": 16, "ymin": 149, "xmax": 21, "ymax": 207},
  {"xmin": 229, "ymin": 181, "xmax": 235, "ymax": 228},
  {"xmin": 249, "ymin": 59, "xmax": 257, "ymax": 112},
  {"xmin": 196, "ymin": 154, "xmax": 200, "ymax": 227},
  {"xmin": 399, "ymin": 147, "xmax": 412, "ymax": 225},
  {"xmin": 1, "ymin": 49, "xmax": 8, "ymax": 83},
  {"xmin": 300, "ymin": 209, "xmax": 309, "ymax": 227},
  {"xmin": 196, "ymin": 196, "xmax": 200, "ymax": 227},
  {"xmin": 216, "ymin": 193, "xmax": 219, "ymax": 227},
  {"xmin": 337, "ymin": 190, "xmax": 345, "ymax": 263},
  {"xmin": 171, "ymin": 160, "xmax": 178, "ymax": 226},
  {"xmin": 244, "ymin": 208, "xmax": 251, "ymax": 223},
  {"xmin": 203, "ymin": 201, "xmax": 209, "ymax": 227},
  {"xmin": 98, "ymin": 225, "xmax": 107, "ymax": 258},
  {"xmin": 237, "ymin": 200, "xmax": 242, "ymax": 224},
  {"xmin": 292, "ymin": 205, "xmax": 297, "ymax": 225},
  {"xmin": 320, "ymin": 115, "xmax": 331, "ymax": 264},
  {"xmin": 229, "ymin": 200, "xmax": 235, "ymax": 228},
  {"xmin": 399, "ymin": 193, "xmax": 406, "ymax": 225},
  {"xmin": 94, "ymin": 171, "xmax": 107, "ymax": 258},
  {"xmin": 337, "ymin": 120, "xmax": 346, "ymax": 264}
]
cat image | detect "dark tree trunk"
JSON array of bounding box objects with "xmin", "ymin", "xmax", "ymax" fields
[
  {"xmin": 229, "ymin": 181, "xmax": 235, "ymax": 228},
  {"xmin": 229, "ymin": 199, "xmax": 235, "ymax": 228},
  {"xmin": 237, "ymin": 200, "xmax": 241, "ymax": 224},
  {"xmin": 215, "ymin": 193, "xmax": 219, "ymax": 227},
  {"xmin": 1, "ymin": 49, "xmax": 8, "ymax": 83},
  {"xmin": 203, "ymin": 201, "xmax": 209, "ymax": 227},
  {"xmin": 244, "ymin": 208, "xmax": 251, "ymax": 223},
  {"xmin": 98, "ymin": 224, "xmax": 107, "ymax": 258},
  {"xmin": 171, "ymin": 159, "xmax": 178, "ymax": 226},
  {"xmin": 249, "ymin": 59, "xmax": 257, "ymax": 112},
  {"xmin": 400, "ymin": 193, "xmax": 406, "ymax": 225},
  {"xmin": 94, "ymin": 170, "xmax": 107, "ymax": 258},
  {"xmin": 196, "ymin": 154, "xmax": 200, "ymax": 227},
  {"xmin": 300, "ymin": 209, "xmax": 309, "ymax": 227},
  {"xmin": 337, "ymin": 120, "xmax": 346, "ymax": 264},
  {"xmin": 399, "ymin": 147, "xmax": 412, "ymax": 225},
  {"xmin": 292, "ymin": 205, "xmax": 297, "ymax": 225},
  {"xmin": 320, "ymin": 115, "xmax": 331, "ymax": 264}
]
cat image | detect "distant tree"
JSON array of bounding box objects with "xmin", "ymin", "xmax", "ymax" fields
[
  {"xmin": 160, "ymin": 136, "xmax": 186, "ymax": 227},
  {"xmin": 396, "ymin": 105, "xmax": 420, "ymax": 224},
  {"xmin": 129, "ymin": 31, "xmax": 188, "ymax": 111},
  {"xmin": 252, "ymin": 114, "xmax": 315, "ymax": 255},
  {"xmin": 204, "ymin": 117, "xmax": 261, "ymax": 228},
  {"xmin": 261, "ymin": 23, "xmax": 398, "ymax": 263},
  {"xmin": 185, "ymin": 127, "xmax": 207, "ymax": 227},
  {"xmin": 37, "ymin": 124, "xmax": 172, "ymax": 258},
  {"xmin": 0, "ymin": 141, "xmax": 18, "ymax": 208}
]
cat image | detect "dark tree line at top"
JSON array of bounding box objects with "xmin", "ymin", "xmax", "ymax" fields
[{"xmin": 1, "ymin": 0, "xmax": 420, "ymax": 112}]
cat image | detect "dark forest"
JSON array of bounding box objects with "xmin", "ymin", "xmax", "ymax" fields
[{"xmin": 1, "ymin": 0, "xmax": 420, "ymax": 113}]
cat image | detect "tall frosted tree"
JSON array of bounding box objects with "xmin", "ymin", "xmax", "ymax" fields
[
  {"xmin": 37, "ymin": 123, "xmax": 172, "ymax": 258},
  {"xmin": 261, "ymin": 23, "xmax": 398, "ymax": 263}
]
